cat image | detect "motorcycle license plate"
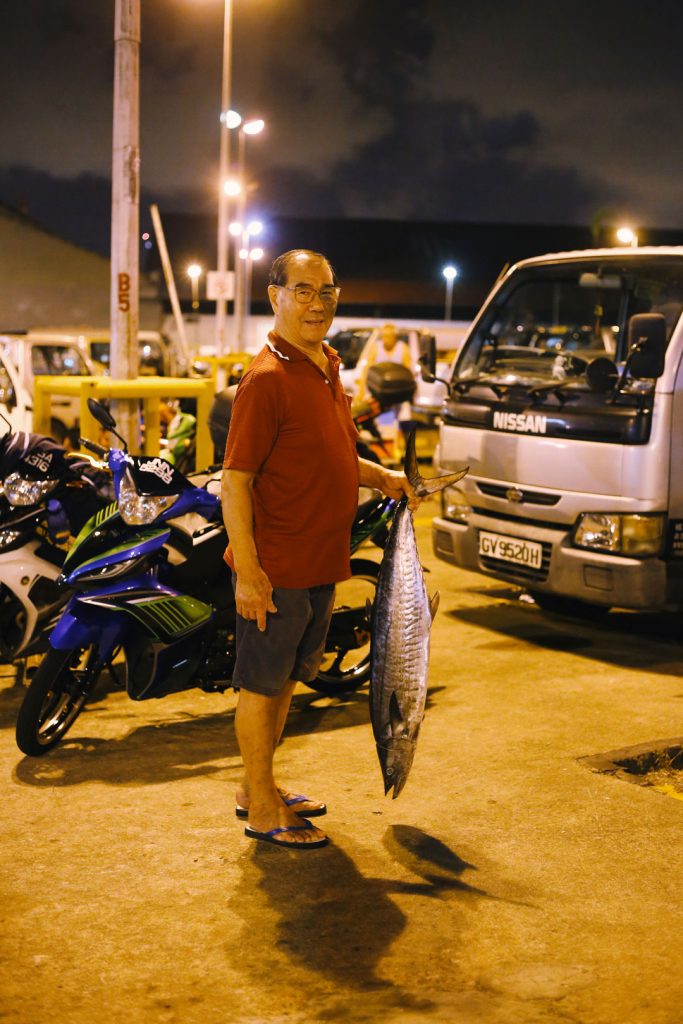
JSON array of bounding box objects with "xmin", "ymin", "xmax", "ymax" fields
[{"xmin": 478, "ymin": 530, "xmax": 543, "ymax": 569}]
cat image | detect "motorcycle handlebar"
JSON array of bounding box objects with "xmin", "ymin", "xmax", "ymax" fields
[{"xmin": 79, "ymin": 438, "xmax": 108, "ymax": 458}]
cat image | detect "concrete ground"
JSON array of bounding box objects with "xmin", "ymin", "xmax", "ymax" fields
[{"xmin": 2, "ymin": 497, "xmax": 682, "ymax": 1024}]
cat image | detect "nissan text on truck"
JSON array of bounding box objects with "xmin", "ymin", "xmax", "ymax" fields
[{"xmin": 431, "ymin": 247, "xmax": 683, "ymax": 614}]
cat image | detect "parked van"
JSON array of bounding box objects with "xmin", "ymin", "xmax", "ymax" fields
[
  {"xmin": 431, "ymin": 247, "xmax": 683, "ymax": 613},
  {"xmin": 327, "ymin": 325, "xmax": 464, "ymax": 419},
  {"xmin": 80, "ymin": 329, "xmax": 188, "ymax": 378},
  {"xmin": 0, "ymin": 332, "xmax": 95, "ymax": 440}
]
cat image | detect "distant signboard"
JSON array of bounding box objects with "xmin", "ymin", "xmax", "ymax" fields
[{"xmin": 206, "ymin": 271, "xmax": 235, "ymax": 301}]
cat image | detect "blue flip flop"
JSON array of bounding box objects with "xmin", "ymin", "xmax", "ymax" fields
[
  {"xmin": 235, "ymin": 792, "xmax": 328, "ymax": 819},
  {"xmin": 244, "ymin": 818, "xmax": 329, "ymax": 849}
]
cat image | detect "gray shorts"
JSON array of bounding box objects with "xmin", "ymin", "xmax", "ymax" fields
[{"xmin": 231, "ymin": 575, "xmax": 336, "ymax": 696}]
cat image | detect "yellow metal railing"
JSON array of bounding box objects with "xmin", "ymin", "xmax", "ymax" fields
[
  {"xmin": 193, "ymin": 353, "xmax": 252, "ymax": 380},
  {"xmin": 33, "ymin": 376, "xmax": 217, "ymax": 470}
]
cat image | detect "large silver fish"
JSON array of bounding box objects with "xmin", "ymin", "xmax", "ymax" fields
[{"xmin": 369, "ymin": 431, "xmax": 468, "ymax": 798}]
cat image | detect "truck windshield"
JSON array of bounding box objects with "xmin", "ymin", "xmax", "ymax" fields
[
  {"xmin": 456, "ymin": 257, "xmax": 683, "ymax": 383},
  {"xmin": 31, "ymin": 345, "xmax": 90, "ymax": 377}
]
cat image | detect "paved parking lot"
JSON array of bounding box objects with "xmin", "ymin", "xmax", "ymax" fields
[{"xmin": 2, "ymin": 498, "xmax": 682, "ymax": 1024}]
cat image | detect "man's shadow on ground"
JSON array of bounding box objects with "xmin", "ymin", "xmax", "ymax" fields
[{"xmin": 228, "ymin": 823, "xmax": 492, "ymax": 1015}]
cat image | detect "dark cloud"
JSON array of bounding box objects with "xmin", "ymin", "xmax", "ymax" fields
[
  {"xmin": 0, "ymin": 0, "xmax": 680, "ymax": 238},
  {"xmin": 313, "ymin": 98, "xmax": 604, "ymax": 224},
  {"xmin": 320, "ymin": 0, "xmax": 435, "ymax": 107}
]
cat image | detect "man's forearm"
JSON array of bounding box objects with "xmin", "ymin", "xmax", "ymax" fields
[
  {"xmin": 358, "ymin": 456, "xmax": 387, "ymax": 490},
  {"xmin": 221, "ymin": 471, "xmax": 260, "ymax": 574}
]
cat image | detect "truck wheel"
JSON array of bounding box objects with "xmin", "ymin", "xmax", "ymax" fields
[{"xmin": 528, "ymin": 591, "xmax": 610, "ymax": 618}]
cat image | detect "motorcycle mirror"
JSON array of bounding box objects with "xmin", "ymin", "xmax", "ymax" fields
[
  {"xmin": 586, "ymin": 357, "xmax": 618, "ymax": 394},
  {"xmin": 87, "ymin": 398, "xmax": 118, "ymax": 431}
]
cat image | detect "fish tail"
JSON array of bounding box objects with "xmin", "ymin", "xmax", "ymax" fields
[{"xmin": 404, "ymin": 427, "xmax": 469, "ymax": 498}]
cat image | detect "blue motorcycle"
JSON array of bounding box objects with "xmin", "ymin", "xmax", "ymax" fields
[{"xmin": 16, "ymin": 399, "xmax": 395, "ymax": 756}]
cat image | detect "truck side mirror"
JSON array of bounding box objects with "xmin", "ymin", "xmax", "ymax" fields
[
  {"xmin": 586, "ymin": 357, "xmax": 618, "ymax": 394},
  {"xmin": 419, "ymin": 335, "xmax": 437, "ymax": 383},
  {"xmin": 627, "ymin": 313, "xmax": 666, "ymax": 379}
]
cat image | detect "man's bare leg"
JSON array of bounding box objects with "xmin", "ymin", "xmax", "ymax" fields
[{"xmin": 234, "ymin": 686, "xmax": 325, "ymax": 844}]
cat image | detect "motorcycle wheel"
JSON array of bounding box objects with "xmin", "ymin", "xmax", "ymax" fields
[
  {"xmin": 15, "ymin": 645, "xmax": 104, "ymax": 755},
  {"xmin": 307, "ymin": 557, "xmax": 379, "ymax": 697}
]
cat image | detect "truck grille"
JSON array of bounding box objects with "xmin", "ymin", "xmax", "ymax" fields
[
  {"xmin": 478, "ymin": 535, "xmax": 552, "ymax": 583},
  {"xmin": 477, "ymin": 482, "xmax": 561, "ymax": 506}
]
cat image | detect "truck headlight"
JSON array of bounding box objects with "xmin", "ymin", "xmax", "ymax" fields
[
  {"xmin": 573, "ymin": 513, "xmax": 665, "ymax": 557},
  {"xmin": 441, "ymin": 486, "xmax": 471, "ymax": 524}
]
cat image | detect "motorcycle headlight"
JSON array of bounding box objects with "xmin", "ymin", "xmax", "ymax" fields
[
  {"xmin": 573, "ymin": 512, "xmax": 665, "ymax": 557},
  {"xmin": 118, "ymin": 469, "xmax": 178, "ymax": 525},
  {"xmin": 0, "ymin": 528, "xmax": 23, "ymax": 550},
  {"xmin": 69, "ymin": 554, "xmax": 147, "ymax": 584},
  {"xmin": 4, "ymin": 472, "xmax": 59, "ymax": 507},
  {"xmin": 441, "ymin": 485, "xmax": 472, "ymax": 524}
]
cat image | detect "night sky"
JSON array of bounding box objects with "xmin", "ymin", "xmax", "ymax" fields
[{"xmin": 1, "ymin": 0, "xmax": 682, "ymax": 254}]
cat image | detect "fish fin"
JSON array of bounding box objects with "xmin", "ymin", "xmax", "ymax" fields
[
  {"xmin": 403, "ymin": 427, "xmax": 469, "ymax": 498},
  {"xmin": 429, "ymin": 592, "xmax": 440, "ymax": 621},
  {"xmin": 389, "ymin": 691, "xmax": 405, "ymax": 737},
  {"xmin": 403, "ymin": 428, "xmax": 422, "ymax": 492}
]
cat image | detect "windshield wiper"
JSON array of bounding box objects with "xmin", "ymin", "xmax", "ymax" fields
[
  {"xmin": 452, "ymin": 376, "xmax": 513, "ymax": 398},
  {"xmin": 527, "ymin": 380, "xmax": 574, "ymax": 405}
]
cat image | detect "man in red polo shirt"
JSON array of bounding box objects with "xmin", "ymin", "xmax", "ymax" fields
[{"xmin": 221, "ymin": 249, "xmax": 419, "ymax": 850}]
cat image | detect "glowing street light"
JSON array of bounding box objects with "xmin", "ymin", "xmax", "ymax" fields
[
  {"xmin": 442, "ymin": 264, "xmax": 458, "ymax": 321},
  {"xmin": 187, "ymin": 263, "xmax": 202, "ymax": 310},
  {"xmin": 247, "ymin": 219, "xmax": 263, "ymax": 236},
  {"xmin": 221, "ymin": 109, "xmax": 242, "ymax": 130},
  {"xmin": 242, "ymin": 118, "xmax": 265, "ymax": 136},
  {"xmin": 616, "ymin": 226, "xmax": 638, "ymax": 247},
  {"xmin": 223, "ymin": 178, "xmax": 241, "ymax": 197}
]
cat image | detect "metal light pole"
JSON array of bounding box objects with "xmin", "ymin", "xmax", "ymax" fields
[
  {"xmin": 214, "ymin": 0, "xmax": 234, "ymax": 360},
  {"xmin": 244, "ymin": 245, "xmax": 264, "ymax": 347},
  {"xmin": 187, "ymin": 264, "xmax": 202, "ymax": 309},
  {"xmin": 111, "ymin": 0, "xmax": 141, "ymax": 449},
  {"xmin": 234, "ymin": 221, "xmax": 262, "ymax": 349},
  {"xmin": 232, "ymin": 119, "xmax": 264, "ymax": 350},
  {"xmin": 442, "ymin": 265, "xmax": 458, "ymax": 322}
]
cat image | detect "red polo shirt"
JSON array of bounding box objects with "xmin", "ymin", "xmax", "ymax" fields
[{"xmin": 223, "ymin": 332, "xmax": 360, "ymax": 588}]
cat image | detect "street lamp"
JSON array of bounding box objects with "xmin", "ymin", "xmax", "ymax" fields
[
  {"xmin": 442, "ymin": 265, "xmax": 458, "ymax": 321},
  {"xmin": 215, "ymin": 1, "xmax": 235, "ymax": 359},
  {"xmin": 235, "ymin": 217, "xmax": 265, "ymax": 348},
  {"xmin": 187, "ymin": 263, "xmax": 202, "ymax": 310},
  {"xmin": 245, "ymin": 246, "xmax": 265, "ymax": 345},
  {"xmin": 616, "ymin": 226, "xmax": 638, "ymax": 247},
  {"xmin": 233, "ymin": 118, "xmax": 265, "ymax": 349}
]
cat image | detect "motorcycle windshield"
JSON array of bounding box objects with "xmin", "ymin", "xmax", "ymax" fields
[{"xmin": 126, "ymin": 455, "xmax": 192, "ymax": 497}]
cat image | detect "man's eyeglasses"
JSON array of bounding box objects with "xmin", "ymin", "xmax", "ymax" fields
[{"xmin": 278, "ymin": 284, "xmax": 341, "ymax": 306}]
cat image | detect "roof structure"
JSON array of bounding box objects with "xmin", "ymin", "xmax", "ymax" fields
[{"xmin": 0, "ymin": 202, "xmax": 162, "ymax": 331}]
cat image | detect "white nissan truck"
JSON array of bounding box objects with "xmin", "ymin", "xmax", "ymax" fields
[{"xmin": 431, "ymin": 247, "xmax": 683, "ymax": 613}]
